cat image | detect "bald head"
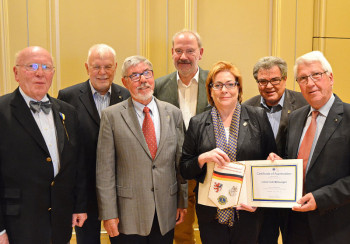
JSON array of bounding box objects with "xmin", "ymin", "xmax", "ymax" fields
[{"xmin": 14, "ymin": 46, "xmax": 55, "ymax": 101}]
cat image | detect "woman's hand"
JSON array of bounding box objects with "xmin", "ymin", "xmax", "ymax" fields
[
  {"xmin": 237, "ymin": 203, "xmax": 257, "ymax": 212},
  {"xmin": 198, "ymin": 148, "xmax": 230, "ymax": 168}
]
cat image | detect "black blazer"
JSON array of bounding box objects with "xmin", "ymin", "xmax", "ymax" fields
[
  {"xmin": 286, "ymin": 95, "xmax": 350, "ymax": 244},
  {"xmin": 180, "ymin": 105, "xmax": 276, "ymax": 223},
  {"xmin": 58, "ymin": 80, "xmax": 130, "ymax": 214},
  {"xmin": 0, "ymin": 88, "xmax": 85, "ymax": 243},
  {"xmin": 244, "ymin": 89, "xmax": 307, "ymax": 157}
]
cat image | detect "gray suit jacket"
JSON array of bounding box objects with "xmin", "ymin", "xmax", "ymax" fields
[
  {"xmin": 96, "ymin": 97, "xmax": 187, "ymax": 236},
  {"xmin": 286, "ymin": 95, "xmax": 350, "ymax": 244},
  {"xmin": 244, "ymin": 89, "xmax": 307, "ymax": 157},
  {"xmin": 154, "ymin": 67, "xmax": 209, "ymax": 114}
]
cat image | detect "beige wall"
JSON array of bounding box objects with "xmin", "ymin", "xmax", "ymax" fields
[{"xmin": 1, "ymin": 0, "xmax": 349, "ymax": 102}]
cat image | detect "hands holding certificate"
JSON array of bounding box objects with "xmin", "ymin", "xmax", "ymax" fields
[
  {"xmin": 198, "ymin": 148, "xmax": 230, "ymax": 168},
  {"xmin": 267, "ymin": 152, "xmax": 317, "ymax": 212}
]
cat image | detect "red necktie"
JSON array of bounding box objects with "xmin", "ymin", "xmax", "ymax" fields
[
  {"xmin": 297, "ymin": 111, "xmax": 319, "ymax": 182},
  {"xmin": 142, "ymin": 107, "xmax": 157, "ymax": 159}
]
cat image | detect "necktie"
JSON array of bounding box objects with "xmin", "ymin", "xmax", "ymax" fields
[
  {"xmin": 297, "ymin": 111, "xmax": 319, "ymax": 182},
  {"xmin": 29, "ymin": 101, "xmax": 52, "ymax": 114},
  {"xmin": 142, "ymin": 107, "xmax": 157, "ymax": 159}
]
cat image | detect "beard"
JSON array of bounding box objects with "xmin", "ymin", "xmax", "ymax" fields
[{"xmin": 131, "ymin": 83, "xmax": 154, "ymax": 102}]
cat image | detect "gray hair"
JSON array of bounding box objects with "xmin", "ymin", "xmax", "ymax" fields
[
  {"xmin": 121, "ymin": 55, "xmax": 153, "ymax": 77},
  {"xmin": 86, "ymin": 44, "xmax": 116, "ymax": 64},
  {"xmin": 172, "ymin": 29, "xmax": 202, "ymax": 49},
  {"xmin": 293, "ymin": 51, "xmax": 332, "ymax": 80},
  {"xmin": 253, "ymin": 56, "xmax": 287, "ymax": 80}
]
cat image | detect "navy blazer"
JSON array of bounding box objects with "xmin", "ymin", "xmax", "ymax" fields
[{"xmin": 286, "ymin": 95, "xmax": 350, "ymax": 244}]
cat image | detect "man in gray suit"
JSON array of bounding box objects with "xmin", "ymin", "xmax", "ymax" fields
[
  {"xmin": 96, "ymin": 55, "xmax": 187, "ymax": 244},
  {"xmin": 244, "ymin": 56, "xmax": 307, "ymax": 244},
  {"xmin": 154, "ymin": 30, "xmax": 208, "ymax": 244}
]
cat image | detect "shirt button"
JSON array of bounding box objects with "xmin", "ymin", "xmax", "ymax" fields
[{"xmin": 46, "ymin": 157, "xmax": 52, "ymax": 162}]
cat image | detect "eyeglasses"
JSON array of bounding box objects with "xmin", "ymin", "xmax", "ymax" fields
[
  {"xmin": 210, "ymin": 81, "xmax": 239, "ymax": 90},
  {"xmin": 174, "ymin": 49, "xmax": 197, "ymax": 56},
  {"xmin": 90, "ymin": 65, "xmax": 115, "ymax": 72},
  {"xmin": 296, "ymin": 71, "xmax": 328, "ymax": 84},
  {"xmin": 257, "ymin": 77, "xmax": 282, "ymax": 86},
  {"xmin": 126, "ymin": 70, "xmax": 153, "ymax": 82},
  {"xmin": 16, "ymin": 63, "xmax": 54, "ymax": 72}
]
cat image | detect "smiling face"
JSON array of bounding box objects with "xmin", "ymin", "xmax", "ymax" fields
[
  {"xmin": 172, "ymin": 32, "xmax": 203, "ymax": 82},
  {"xmin": 210, "ymin": 71, "xmax": 239, "ymax": 111},
  {"xmin": 85, "ymin": 50, "xmax": 117, "ymax": 95},
  {"xmin": 297, "ymin": 61, "xmax": 333, "ymax": 110},
  {"xmin": 257, "ymin": 65, "xmax": 286, "ymax": 106},
  {"xmin": 122, "ymin": 62, "xmax": 154, "ymax": 105},
  {"xmin": 14, "ymin": 46, "xmax": 55, "ymax": 101}
]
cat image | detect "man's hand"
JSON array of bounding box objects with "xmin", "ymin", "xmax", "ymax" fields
[
  {"xmin": 176, "ymin": 208, "xmax": 187, "ymax": 225},
  {"xmin": 293, "ymin": 193, "xmax": 317, "ymax": 212},
  {"xmin": 72, "ymin": 213, "xmax": 87, "ymax": 227},
  {"xmin": 103, "ymin": 218, "xmax": 120, "ymax": 237},
  {"xmin": 267, "ymin": 152, "xmax": 282, "ymax": 161},
  {"xmin": 0, "ymin": 233, "xmax": 9, "ymax": 244},
  {"xmin": 237, "ymin": 203, "xmax": 257, "ymax": 212}
]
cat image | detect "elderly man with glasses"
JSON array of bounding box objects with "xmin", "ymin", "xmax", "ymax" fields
[
  {"xmin": 96, "ymin": 55, "xmax": 187, "ymax": 244},
  {"xmin": 244, "ymin": 56, "xmax": 307, "ymax": 244}
]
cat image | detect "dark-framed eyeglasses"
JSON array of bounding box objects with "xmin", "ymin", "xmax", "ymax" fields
[
  {"xmin": 174, "ymin": 48, "xmax": 197, "ymax": 56},
  {"xmin": 16, "ymin": 63, "xmax": 54, "ymax": 72},
  {"xmin": 210, "ymin": 81, "xmax": 239, "ymax": 90},
  {"xmin": 125, "ymin": 70, "xmax": 153, "ymax": 82},
  {"xmin": 257, "ymin": 77, "xmax": 282, "ymax": 86},
  {"xmin": 296, "ymin": 71, "xmax": 328, "ymax": 85}
]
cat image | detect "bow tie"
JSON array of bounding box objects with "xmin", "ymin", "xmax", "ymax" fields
[{"xmin": 29, "ymin": 100, "xmax": 52, "ymax": 114}]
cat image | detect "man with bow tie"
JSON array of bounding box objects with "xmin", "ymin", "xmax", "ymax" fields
[{"xmin": 0, "ymin": 46, "xmax": 87, "ymax": 244}]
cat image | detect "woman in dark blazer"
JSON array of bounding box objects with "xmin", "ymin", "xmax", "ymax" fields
[{"xmin": 180, "ymin": 61, "xmax": 276, "ymax": 243}]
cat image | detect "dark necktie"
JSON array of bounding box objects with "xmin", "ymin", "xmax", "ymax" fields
[
  {"xmin": 297, "ymin": 111, "xmax": 319, "ymax": 183},
  {"xmin": 29, "ymin": 100, "xmax": 52, "ymax": 114},
  {"xmin": 142, "ymin": 107, "xmax": 157, "ymax": 160}
]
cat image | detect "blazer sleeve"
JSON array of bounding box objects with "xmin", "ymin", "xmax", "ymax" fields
[{"xmin": 174, "ymin": 110, "xmax": 188, "ymax": 209}]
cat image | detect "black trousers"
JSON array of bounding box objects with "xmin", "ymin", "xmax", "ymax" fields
[
  {"xmin": 258, "ymin": 208, "xmax": 289, "ymax": 244},
  {"xmin": 285, "ymin": 211, "xmax": 313, "ymax": 244},
  {"xmin": 110, "ymin": 212, "xmax": 174, "ymax": 244},
  {"xmin": 75, "ymin": 211, "xmax": 101, "ymax": 244}
]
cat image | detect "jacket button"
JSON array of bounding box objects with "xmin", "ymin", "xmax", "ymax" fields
[
  {"xmin": 46, "ymin": 157, "xmax": 52, "ymax": 162},
  {"xmin": 151, "ymin": 187, "xmax": 154, "ymax": 192},
  {"xmin": 48, "ymin": 208, "xmax": 52, "ymax": 211},
  {"xmin": 152, "ymin": 165, "xmax": 156, "ymax": 169},
  {"xmin": 51, "ymin": 181, "xmax": 55, "ymax": 186}
]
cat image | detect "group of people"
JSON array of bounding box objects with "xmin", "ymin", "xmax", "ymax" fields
[{"xmin": 0, "ymin": 29, "xmax": 349, "ymax": 244}]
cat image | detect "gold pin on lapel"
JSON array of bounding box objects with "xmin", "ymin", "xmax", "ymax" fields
[
  {"xmin": 243, "ymin": 122, "xmax": 248, "ymax": 126},
  {"xmin": 288, "ymin": 110, "xmax": 291, "ymax": 114},
  {"xmin": 334, "ymin": 118, "xmax": 338, "ymax": 122},
  {"xmin": 119, "ymin": 96, "xmax": 122, "ymax": 99}
]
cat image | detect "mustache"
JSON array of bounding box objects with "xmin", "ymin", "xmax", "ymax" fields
[
  {"xmin": 136, "ymin": 83, "xmax": 152, "ymax": 90},
  {"xmin": 177, "ymin": 60, "xmax": 191, "ymax": 64}
]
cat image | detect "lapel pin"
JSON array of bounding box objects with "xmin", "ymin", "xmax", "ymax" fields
[
  {"xmin": 119, "ymin": 96, "xmax": 122, "ymax": 99},
  {"xmin": 334, "ymin": 118, "xmax": 338, "ymax": 122},
  {"xmin": 243, "ymin": 122, "xmax": 248, "ymax": 127},
  {"xmin": 288, "ymin": 110, "xmax": 291, "ymax": 114},
  {"xmin": 59, "ymin": 112, "xmax": 70, "ymax": 141}
]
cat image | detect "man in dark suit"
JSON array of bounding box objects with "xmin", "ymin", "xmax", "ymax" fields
[
  {"xmin": 58, "ymin": 44, "xmax": 130, "ymax": 244},
  {"xmin": 244, "ymin": 56, "xmax": 307, "ymax": 244},
  {"xmin": 269, "ymin": 51, "xmax": 350, "ymax": 244},
  {"xmin": 0, "ymin": 46, "xmax": 86, "ymax": 244},
  {"xmin": 154, "ymin": 30, "xmax": 208, "ymax": 244}
]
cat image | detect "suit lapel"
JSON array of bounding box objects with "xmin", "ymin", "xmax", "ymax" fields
[
  {"xmin": 120, "ymin": 98, "xmax": 151, "ymax": 158},
  {"xmin": 110, "ymin": 83, "xmax": 122, "ymax": 106},
  {"xmin": 276, "ymin": 90, "xmax": 294, "ymax": 144},
  {"xmin": 290, "ymin": 106, "xmax": 310, "ymax": 158},
  {"xmin": 167, "ymin": 73, "xmax": 180, "ymax": 108},
  {"xmin": 79, "ymin": 80, "xmax": 100, "ymax": 126},
  {"xmin": 204, "ymin": 112, "xmax": 216, "ymax": 148},
  {"xmin": 196, "ymin": 68, "xmax": 208, "ymax": 114},
  {"xmin": 50, "ymin": 97, "xmax": 65, "ymax": 156},
  {"xmin": 308, "ymin": 96, "xmax": 343, "ymax": 173},
  {"xmin": 10, "ymin": 89, "xmax": 50, "ymax": 155},
  {"xmin": 236, "ymin": 106, "xmax": 249, "ymax": 157},
  {"xmin": 155, "ymin": 99, "xmax": 169, "ymax": 159}
]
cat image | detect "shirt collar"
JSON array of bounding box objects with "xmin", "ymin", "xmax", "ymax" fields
[
  {"xmin": 89, "ymin": 80, "xmax": 112, "ymax": 97},
  {"xmin": 260, "ymin": 91, "xmax": 285, "ymax": 109},
  {"xmin": 19, "ymin": 87, "xmax": 49, "ymax": 108},
  {"xmin": 132, "ymin": 96, "xmax": 157, "ymax": 117},
  {"xmin": 309, "ymin": 93, "xmax": 335, "ymax": 117},
  {"xmin": 176, "ymin": 68, "xmax": 199, "ymax": 88}
]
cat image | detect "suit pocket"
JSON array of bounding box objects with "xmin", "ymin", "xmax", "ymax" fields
[
  {"xmin": 169, "ymin": 182, "xmax": 178, "ymax": 196},
  {"xmin": 116, "ymin": 185, "xmax": 133, "ymax": 198},
  {"xmin": 2, "ymin": 188, "xmax": 21, "ymax": 216}
]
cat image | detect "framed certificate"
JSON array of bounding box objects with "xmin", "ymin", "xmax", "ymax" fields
[{"xmin": 244, "ymin": 159, "xmax": 303, "ymax": 208}]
